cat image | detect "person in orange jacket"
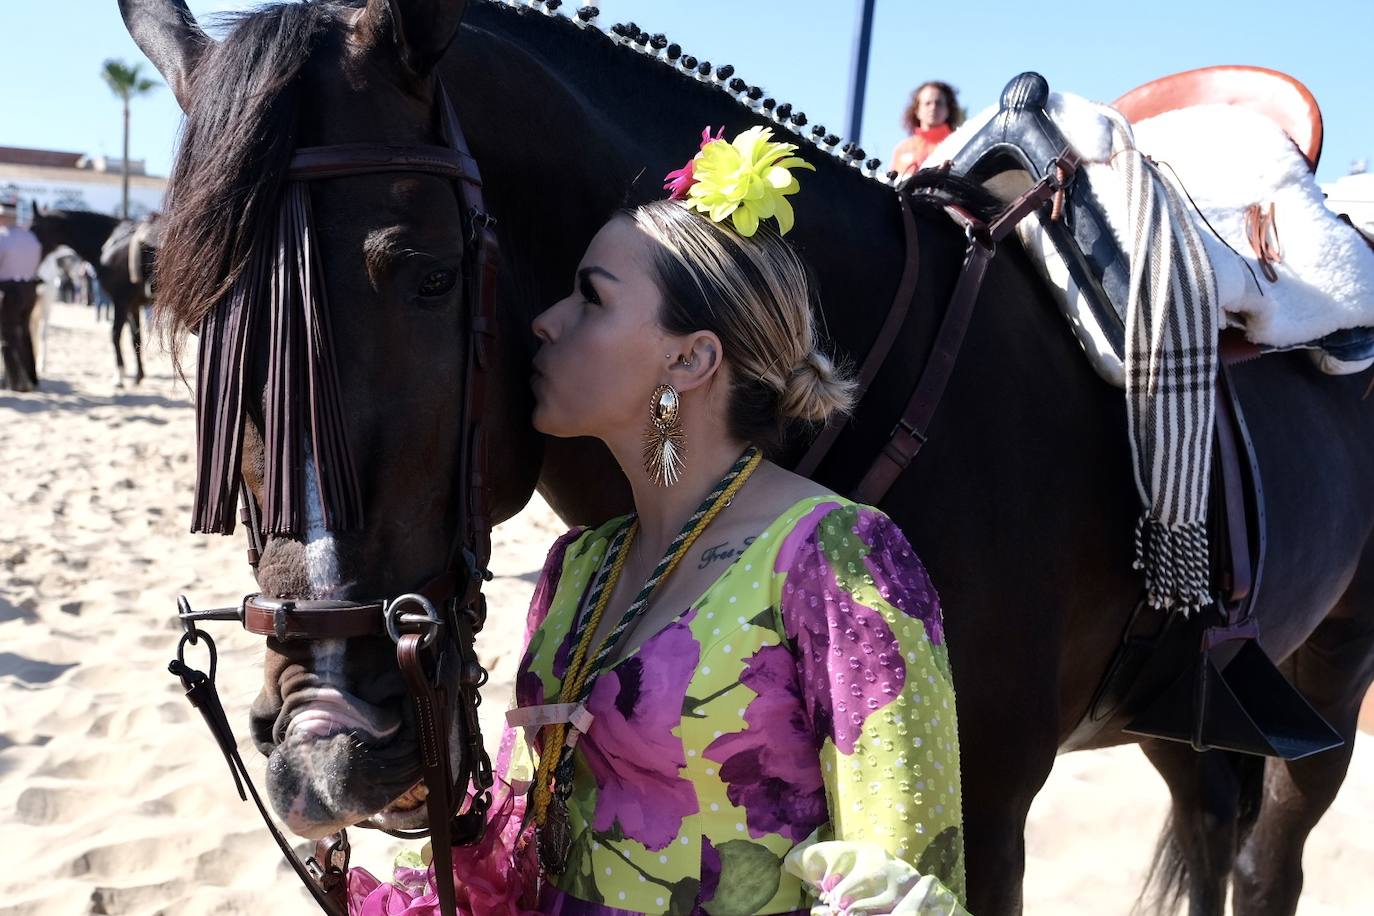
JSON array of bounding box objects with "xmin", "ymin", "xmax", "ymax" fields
[{"xmin": 889, "ymin": 81, "xmax": 963, "ymax": 178}]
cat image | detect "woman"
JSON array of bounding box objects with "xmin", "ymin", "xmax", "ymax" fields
[
  {"xmin": 351, "ymin": 127, "xmax": 968, "ymax": 916},
  {"xmin": 889, "ymin": 82, "xmax": 963, "ymax": 178}
]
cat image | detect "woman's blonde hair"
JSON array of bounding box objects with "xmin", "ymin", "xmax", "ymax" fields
[{"xmin": 629, "ymin": 200, "xmax": 856, "ymax": 451}]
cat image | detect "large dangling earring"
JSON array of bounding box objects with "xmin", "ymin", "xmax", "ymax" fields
[{"xmin": 643, "ymin": 384, "xmax": 686, "ymax": 487}]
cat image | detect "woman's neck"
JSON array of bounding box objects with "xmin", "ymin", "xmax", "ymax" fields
[{"xmin": 604, "ymin": 423, "xmax": 752, "ymax": 561}]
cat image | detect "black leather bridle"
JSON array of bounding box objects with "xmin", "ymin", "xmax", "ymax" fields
[{"xmin": 171, "ymin": 84, "xmax": 500, "ymax": 916}]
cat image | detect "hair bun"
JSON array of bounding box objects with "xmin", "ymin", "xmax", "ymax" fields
[{"xmin": 778, "ymin": 349, "xmax": 857, "ymax": 423}]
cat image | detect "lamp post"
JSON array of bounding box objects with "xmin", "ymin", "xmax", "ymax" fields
[{"xmin": 845, "ymin": 0, "xmax": 877, "ymax": 143}]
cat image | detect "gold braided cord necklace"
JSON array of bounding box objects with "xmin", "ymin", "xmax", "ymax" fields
[{"xmin": 530, "ymin": 446, "xmax": 763, "ymax": 872}]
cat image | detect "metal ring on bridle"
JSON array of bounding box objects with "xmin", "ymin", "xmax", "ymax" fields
[
  {"xmin": 384, "ymin": 593, "xmax": 442, "ymax": 649},
  {"xmin": 176, "ymin": 626, "xmax": 219, "ymax": 684}
]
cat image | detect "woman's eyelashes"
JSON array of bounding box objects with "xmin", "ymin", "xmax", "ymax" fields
[{"xmin": 578, "ymin": 271, "xmax": 601, "ymax": 306}]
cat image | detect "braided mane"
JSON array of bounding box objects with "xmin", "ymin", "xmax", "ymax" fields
[{"xmin": 481, "ymin": 1, "xmax": 901, "ymax": 185}]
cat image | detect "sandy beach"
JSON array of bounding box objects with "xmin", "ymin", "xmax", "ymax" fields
[{"xmin": 2, "ymin": 301, "xmax": 1370, "ymax": 914}]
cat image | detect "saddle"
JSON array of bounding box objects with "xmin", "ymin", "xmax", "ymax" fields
[
  {"xmin": 939, "ymin": 72, "xmax": 1342, "ymax": 760},
  {"xmin": 1112, "ymin": 65, "xmax": 1324, "ymax": 170},
  {"xmin": 932, "ymin": 69, "xmax": 1374, "ymax": 387},
  {"xmin": 98, "ymin": 215, "xmax": 160, "ymax": 296}
]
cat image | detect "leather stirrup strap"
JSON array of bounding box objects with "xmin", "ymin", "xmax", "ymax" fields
[
  {"xmin": 850, "ymin": 160, "xmax": 1075, "ymax": 505},
  {"xmin": 1203, "ymin": 363, "xmax": 1267, "ymax": 650},
  {"xmin": 795, "ymin": 193, "xmax": 920, "ymax": 478}
]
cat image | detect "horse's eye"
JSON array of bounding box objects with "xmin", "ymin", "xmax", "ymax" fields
[{"xmin": 418, "ymin": 268, "xmax": 458, "ymax": 298}]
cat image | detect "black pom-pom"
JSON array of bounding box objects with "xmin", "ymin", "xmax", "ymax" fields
[
  {"xmin": 841, "ymin": 142, "xmax": 855, "ymax": 155},
  {"xmin": 886, "ymin": 170, "xmax": 899, "ymax": 180},
  {"xmin": 682, "ymin": 54, "xmax": 698, "ymax": 69},
  {"xmin": 824, "ymin": 133, "xmax": 840, "ymax": 146},
  {"xmin": 576, "ymin": 5, "xmax": 598, "ymax": 20},
  {"xmin": 545, "ymin": 0, "xmax": 562, "ymax": 10},
  {"xmin": 810, "ymin": 124, "xmax": 826, "ymax": 137},
  {"xmin": 746, "ymin": 85, "xmax": 763, "ymax": 100},
  {"xmin": 866, "ymin": 158, "xmax": 882, "ymax": 170},
  {"xmin": 728, "ymin": 77, "xmax": 747, "ymax": 93},
  {"xmin": 852, "ymin": 147, "xmax": 865, "ymax": 160},
  {"xmin": 650, "ymin": 33, "xmax": 667, "ymax": 49},
  {"xmin": 609, "ymin": 21, "xmax": 626, "ymax": 36},
  {"xmin": 791, "ymin": 112, "xmax": 807, "ymax": 126},
  {"xmin": 777, "ymin": 103, "xmax": 793, "ymax": 118},
  {"xmin": 666, "ymin": 43, "xmax": 682, "ymax": 60},
  {"xmin": 716, "ymin": 64, "xmax": 735, "ymax": 79},
  {"xmin": 697, "ymin": 61, "xmax": 712, "ymax": 76},
  {"xmin": 762, "ymin": 98, "xmax": 776, "ymax": 110},
  {"xmin": 624, "ymin": 21, "xmax": 639, "ymax": 35}
]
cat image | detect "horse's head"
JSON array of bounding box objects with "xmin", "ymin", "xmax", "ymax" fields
[{"xmin": 121, "ymin": 0, "xmax": 536, "ymax": 838}]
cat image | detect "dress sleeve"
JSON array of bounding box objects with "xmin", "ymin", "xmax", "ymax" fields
[
  {"xmin": 772, "ymin": 504, "xmax": 968, "ymax": 915},
  {"xmin": 494, "ymin": 525, "xmax": 587, "ymax": 787}
]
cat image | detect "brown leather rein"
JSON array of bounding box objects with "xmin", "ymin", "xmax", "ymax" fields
[{"xmin": 170, "ymin": 86, "xmax": 498, "ymax": 916}]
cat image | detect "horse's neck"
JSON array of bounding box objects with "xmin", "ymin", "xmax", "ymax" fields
[
  {"xmin": 45, "ymin": 215, "xmax": 114, "ymax": 265},
  {"xmin": 450, "ymin": 6, "xmax": 911, "ymax": 371}
]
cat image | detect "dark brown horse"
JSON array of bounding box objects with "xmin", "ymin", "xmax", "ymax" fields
[
  {"xmin": 30, "ymin": 208, "xmax": 150, "ymax": 386},
  {"xmin": 119, "ymin": 1, "xmax": 1374, "ymax": 913}
]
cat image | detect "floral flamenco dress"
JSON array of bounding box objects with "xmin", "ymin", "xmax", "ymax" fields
[{"xmin": 505, "ymin": 495, "xmax": 969, "ymax": 916}]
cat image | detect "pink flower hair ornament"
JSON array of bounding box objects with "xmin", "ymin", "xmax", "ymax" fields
[{"xmin": 662, "ymin": 124, "xmax": 815, "ymax": 237}]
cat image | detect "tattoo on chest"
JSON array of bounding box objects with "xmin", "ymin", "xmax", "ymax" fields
[{"xmin": 697, "ymin": 536, "xmax": 757, "ymax": 570}]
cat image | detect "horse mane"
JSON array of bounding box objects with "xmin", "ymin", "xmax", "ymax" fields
[
  {"xmin": 156, "ymin": 0, "xmax": 352, "ymax": 357},
  {"xmin": 157, "ymin": 0, "xmax": 997, "ymax": 360},
  {"xmin": 34, "ymin": 208, "xmax": 121, "ymax": 232},
  {"xmin": 476, "ymin": 2, "xmax": 1000, "ymax": 220}
]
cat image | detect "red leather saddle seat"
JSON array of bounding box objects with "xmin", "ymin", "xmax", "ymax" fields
[{"xmin": 1113, "ymin": 65, "xmax": 1323, "ymax": 171}]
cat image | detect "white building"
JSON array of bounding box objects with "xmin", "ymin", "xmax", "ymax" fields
[
  {"xmin": 1323, "ymin": 171, "xmax": 1374, "ymax": 237},
  {"xmin": 0, "ymin": 146, "xmax": 166, "ymax": 220}
]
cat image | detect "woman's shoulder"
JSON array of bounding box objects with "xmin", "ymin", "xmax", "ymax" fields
[{"xmin": 742, "ymin": 463, "xmax": 901, "ymax": 562}]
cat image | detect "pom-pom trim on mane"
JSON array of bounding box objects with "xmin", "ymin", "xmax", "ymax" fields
[{"xmin": 485, "ymin": 0, "xmax": 893, "ymax": 183}]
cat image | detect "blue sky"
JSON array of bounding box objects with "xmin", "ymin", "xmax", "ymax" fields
[{"xmin": 1, "ymin": 0, "xmax": 1368, "ymax": 184}]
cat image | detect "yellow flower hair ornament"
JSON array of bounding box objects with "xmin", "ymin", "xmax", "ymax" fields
[{"xmin": 662, "ymin": 125, "xmax": 815, "ymax": 237}]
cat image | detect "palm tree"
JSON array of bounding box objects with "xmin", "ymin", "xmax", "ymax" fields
[{"xmin": 100, "ymin": 59, "xmax": 159, "ymax": 219}]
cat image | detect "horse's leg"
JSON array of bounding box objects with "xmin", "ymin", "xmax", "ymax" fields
[
  {"xmin": 1231, "ymin": 559, "xmax": 1374, "ymax": 916},
  {"xmin": 1138, "ymin": 739, "xmax": 1253, "ymax": 916},
  {"xmin": 129, "ymin": 301, "xmax": 145, "ymax": 385},
  {"xmin": 961, "ymin": 747, "xmax": 1055, "ymax": 915},
  {"xmin": 30, "ymin": 287, "xmax": 47, "ymax": 377},
  {"xmin": 111, "ymin": 304, "xmax": 127, "ymax": 388},
  {"xmin": 959, "ymin": 652, "xmax": 1059, "ymax": 915}
]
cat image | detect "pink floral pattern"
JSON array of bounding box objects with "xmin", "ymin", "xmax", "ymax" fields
[{"xmin": 579, "ymin": 613, "xmax": 701, "ymax": 850}]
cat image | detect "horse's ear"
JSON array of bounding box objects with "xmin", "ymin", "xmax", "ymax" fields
[
  {"xmin": 117, "ymin": 0, "xmax": 211, "ymax": 112},
  {"xmin": 363, "ymin": 0, "xmax": 469, "ymax": 78}
]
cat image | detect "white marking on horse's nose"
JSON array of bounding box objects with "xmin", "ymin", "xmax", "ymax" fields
[{"xmin": 303, "ymin": 453, "xmax": 341, "ymax": 597}]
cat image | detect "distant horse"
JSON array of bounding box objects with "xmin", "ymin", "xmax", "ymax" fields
[
  {"xmin": 30, "ymin": 208, "xmax": 152, "ymax": 386},
  {"xmin": 121, "ymin": 1, "xmax": 1374, "ymax": 913}
]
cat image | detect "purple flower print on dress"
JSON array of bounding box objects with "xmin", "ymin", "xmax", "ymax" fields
[
  {"xmin": 579, "ymin": 612, "xmax": 701, "ymax": 851},
  {"xmin": 777, "ymin": 506, "xmax": 906, "ymax": 754},
  {"xmin": 703, "ymin": 644, "xmax": 828, "ymax": 842},
  {"xmin": 854, "ymin": 509, "xmax": 945, "ymax": 645},
  {"xmin": 697, "ymin": 836, "xmax": 722, "ymax": 911}
]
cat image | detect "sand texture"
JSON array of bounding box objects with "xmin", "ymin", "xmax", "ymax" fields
[{"xmin": 2, "ymin": 302, "xmax": 1370, "ymax": 914}]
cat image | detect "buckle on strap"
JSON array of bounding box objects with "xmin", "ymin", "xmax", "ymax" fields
[{"xmin": 891, "ymin": 417, "xmax": 929, "ymax": 447}]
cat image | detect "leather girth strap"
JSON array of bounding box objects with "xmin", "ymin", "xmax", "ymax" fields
[{"xmin": 845, "ymin": 155, "xmax": 1078, "ymax": 504}]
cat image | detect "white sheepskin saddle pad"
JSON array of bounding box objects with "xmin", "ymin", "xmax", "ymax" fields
[{"xmin": 929, "ymin": 93, "xmax": 1374, "ymax": 384}]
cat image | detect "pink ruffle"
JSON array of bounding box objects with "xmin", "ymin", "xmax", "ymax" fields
[{"xmin": 346, "ymin": 782, "xmax": 540, "ymax": 916}]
